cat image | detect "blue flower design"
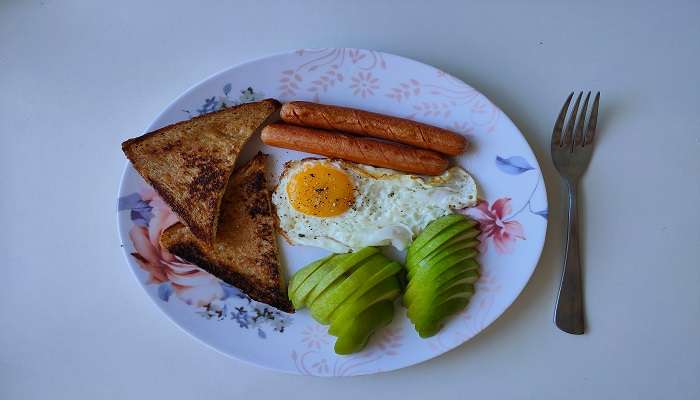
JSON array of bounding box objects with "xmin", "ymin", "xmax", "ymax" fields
[
  {"xmin": 492, "ymin": 155, "xmax": 546, "ymax": 220},
  {"xmin": 118, "ymin": 193, "xmax": 153, "ymax": 227},
  {"xmin": 157, "ymin": 282, "xmax": 173, "ymax": 301},
  {"xmin": 184, "ymin": 85, "xmax": 265, "ymax": 117},
  {"xmin": 496, "ymin": 156, "xmax": 534, "ymax": 175},
  {"xmin": 533, "ymin": 209, "xmax": 548, "ymax": 219},
  {"xmin": 220, "ymin": 283, "xmax": 242, "ymax": 299},
  {"xmin": 194, "ymin": 299, "xmax": 293, "ymax": 338},
  {"xmin": 196, "ymin": 96, "xmax": 220, "ymax": 115},
  {"xmin": 232, "ymin": 306, "xmax": 250, "ymax": 328}
]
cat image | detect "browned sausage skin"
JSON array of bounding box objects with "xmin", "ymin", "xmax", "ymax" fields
[
  {"xmin": 261, "ymin": 123, "xmax": 448, "ymax": 176},
  {"xmin": 280, "ymin": 101, "xmax": 467, "ymax": 156}
]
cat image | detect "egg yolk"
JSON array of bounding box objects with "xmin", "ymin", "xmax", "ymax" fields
[{"xmin": 287, "ymin": 163, "xmax": 354, "ymax": 217}]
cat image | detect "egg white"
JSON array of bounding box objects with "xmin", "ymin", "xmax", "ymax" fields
[{"xmin": 272, "ymin": 159, "xmax": 478, "ymax": 253}]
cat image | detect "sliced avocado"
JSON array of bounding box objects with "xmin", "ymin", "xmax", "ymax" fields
[
  {"xmin": 334, "ymin": 300, "xmax": 395, "ymax": 355},
  {"xmin": 409, "ymin": 236, "xmax": 478, "ymax": 273},
  {"xmin": 408, "ymin": 248, "xmax": 478, "ymax": 283},
  {"xmin": 328, "ymin": 277, "xmax": 401, "ymax": 336},
  {"xmin": 305, "ymin": 247, "xmax": 379, "ymax": 306},
  {"xmin": 434, "ymin": 265, "xmax": 480, "ymax": 289},
  {"xmin": 309, "ymin": 253, "xmax": 391, "ymax": 324},
  {"xmin": 416, "ymin": 228, "xmax": 479, "ymax": 265},
  {"xmin": 288, "ymin": 255, "xmax": 333, "ymax": 300},
  {"xmin": 436, "ymin": 233, "xmax": 480, "ymax": 253},
  {"xmin": 406, "ymin": 214, "xmax": 467, "ymax": 259},
  {"xmin": 291, "ymin": 253, "xmax": 350, "ymax": 308},
  {"xmin": 414, "ymin": 296, "xmax": 472, "ymax": 338},
  {"xmin": 404, "ymin": 259, "xmax": 478, "ymax": 306},
  {"xmin": 334, "ymin": 260, "xmax": 403, "ymax": 311},
  {"xmin": 437, "ymin": 271, "xmax": 479, "ymax": 291},
  {"xmin": 407, "ymin": 236, "xmax": 479, "ymax": 279},
  {"xmin": 407, "ymin": 283, "xmax": 474, "ymax": 321},
  {"xmin": 405, "ymin": 258, "xmax": 479, "ymax": 293},
  {"xmin": 404, "ymin": 266, "xmax": 479, "ymax": 306},
  {"xmin": 406, "ymin": 220, "xmax": 477, "ymax": 268},
  {"xmin": 404, "ymin": 265, "xmax": 478, "ymax": 306},
  {"xmin": 406, "ymin": 258, "xmax": 479, "ymax": 298}
]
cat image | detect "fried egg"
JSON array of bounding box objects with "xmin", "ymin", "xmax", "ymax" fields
[{"xmin": 272, "ymin": 159, "xmax": 478, "ymax": 253}]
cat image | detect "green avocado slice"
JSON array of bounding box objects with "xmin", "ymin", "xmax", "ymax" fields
[
  {"xmin": 288, "ymin": 255, "xmax": 333, "ymax": 300},
  {"xmin": 304, "ymin": 247, "xmax": 379, "ymax": 306},
  {"xmin": 408, "ymin": 248, "xmax": 478, "ymax": 286},
  {"xmin": 407, "ymin": 235, "xmax": 479, "ymax": 279},
  {"xmin": 333, "ymin": 300, "xmax": 395, "ymax": 355},
  {"xmin": 309, "ymin": 253, "xmax": 392, "ymax": 324},
  {"xmin": 406, "ymin": 214, "xmax": 466, "ymax": 258},
  {"xmin": 290, "ymin": 253, "xmax": 355, "ymax": 309},
  {"xmin": 406, "ymin": 219, "xmax": 477, "ymax": 268},
  {"xmin": 407, "ymin": 235, "xmax": 478, "ymax": 274},
  {"xmin": 328, "ymin": 276, "xmax": 401, "ymax": 336},
  {"xmin": 403, "ymin": 266, "xmax": 479, "ymax": 307},
  {"xmin": 414, "ymin": 296, "xmax": 473, "ymax": 338},
  {"xmin": 331, "ymin": 260, "xmax": 403, "ymax": 315},
  {"xmin": 407, "ymin": 283, "xmax": 474, "ymax": 321}
]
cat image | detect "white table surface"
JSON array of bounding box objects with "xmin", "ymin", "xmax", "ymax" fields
[{"xmin": 2, "ymin": 1, "xmax": 699, "ymax": 399}]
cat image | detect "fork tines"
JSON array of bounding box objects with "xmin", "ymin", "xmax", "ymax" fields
[{"xmin": 552, "ymin": 91, "xmax": 600, "ymax": 150}]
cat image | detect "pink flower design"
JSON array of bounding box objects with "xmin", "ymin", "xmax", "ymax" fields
[
  {"xmin": 308, "ymin": 66, "xmax": 344, "ymax": 94},
  {"xmin": 474, "ymin": 270, "xmax": 501, "ymax": 293},
  {"xmin": 450, "ymin": 121, "xmax": 474, "ymax": 135},
  {"xmin": 278, "ymin": 69, "xmax": 303, "ymax": 98},
  {"xmin": 469, "ymin": 96, "xmax": 500, "ymax": 132},
  {"xmin": 386, "ymin": 79, "xmax": 421, "ymax": 102},
  {"xmin": 347, "ymin": 48, "xmax": 366, "ymax": 64},
  {"xmin": 374, "ymin": 327, "xmax": 403, "ymax": 356},
  {"xmin": 350, "ymin": 72, "xmax": 379, "ymax": 98},
  {"xmin": 406, "ymin": 100, "xmax": 455, "ymax": 120},
  {"xmin": 129, "ymin": 187, "xmax": 225, "ymax": 306},
  {"xmin": 466, "ymin": 198, "xmax": 525, "ymax": 254},
  {"xmin": 300, "ymin": 324, "xmax": 329, "ymax": 350},
  {"xmin": 311, "ymin": 358, "xmax": 330, "ymax": 375}
]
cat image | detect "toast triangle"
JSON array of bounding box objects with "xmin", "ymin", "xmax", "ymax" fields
[
  {"xmin": 122, "ymin": 99, "xmax": 280, "ymax": 242},
  {"xmin": 160, "ymin": 153, "xmax": 293, "ymax": 312}
]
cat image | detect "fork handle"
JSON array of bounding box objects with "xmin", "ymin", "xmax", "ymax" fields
[{"xmin": 555, "ymin": 181, "xmax": 585, "ymax": 334}]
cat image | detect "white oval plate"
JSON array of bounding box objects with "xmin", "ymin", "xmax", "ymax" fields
[{"xmin": 117, "ymin": 48, "xmax": 547, "ymax": 376}]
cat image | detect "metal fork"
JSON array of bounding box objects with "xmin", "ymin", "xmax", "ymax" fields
[{"xmin": 551, "ymin": 91, "xmax": 600, "ymax": 335}]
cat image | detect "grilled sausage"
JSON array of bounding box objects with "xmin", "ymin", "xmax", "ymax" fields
[
  {"xmin": 261, "ymin": 123, "xmax": 448, "ymax": 176},
  {"xmin": 280, "ymin": 101, "xmax": 467, "ymax": 156}
]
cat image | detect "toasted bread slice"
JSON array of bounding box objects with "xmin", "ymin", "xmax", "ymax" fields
[
  {"xmin": 122, "ymin": 99, "xmax": 280, "ymax": 243},
  {"xmin": 160, "ymin": 153, "xmax": 293, "ymax": 312}
]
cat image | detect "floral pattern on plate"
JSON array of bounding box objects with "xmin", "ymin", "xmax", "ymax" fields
[{"xmin": 118, "ymin": 184, "xmax": 292, "ymax": 339}]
